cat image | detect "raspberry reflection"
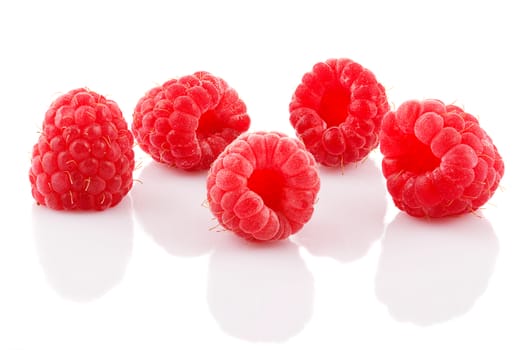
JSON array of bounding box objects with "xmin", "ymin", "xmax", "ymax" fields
[
  {"xmin": 375, "ymin": 213, "xmax": 499, "ymax": 325},
  {"xmin": 207, "ymin": 238, "xmax": 314, "ymax": 342},
  {"xmin": 32, "ymin": 198, "xmax": 133, "ymax": 302}
]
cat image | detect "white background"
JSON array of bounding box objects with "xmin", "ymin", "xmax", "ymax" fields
[{"xmin": 1, "ymin": 1, "xmax": 524, "ymax": 349}]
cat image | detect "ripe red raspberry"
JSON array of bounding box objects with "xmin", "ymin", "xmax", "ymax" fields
[
  {"xmin": 290, "ymin": 58, "xmax": 390, "ymax": 167},
  {"xmin": 132, "ymin": 72, "xmax": 250, "ymax": 170},
  {"xmin": 29, "ymin": 88, "xmax": 135, "ymax": 211},
  {"xmin": 380, "ymin": 99, "xmax": 504, "ymax": 218},
  {"xmin": 206, "ymin": 131, "xmax": 321, "ymax": 241}
]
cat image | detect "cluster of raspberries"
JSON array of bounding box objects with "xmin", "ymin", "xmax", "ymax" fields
[{"xmin": 29, "ymin": 58, "xmax": 504, "ymax": 242}]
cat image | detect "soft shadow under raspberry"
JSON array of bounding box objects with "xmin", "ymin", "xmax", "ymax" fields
[
  {"xmin": 131, "ymin": 160, "xmax": 220, "ymax": 257},
  {"xmin": 293, "ymin": 157, "xmax": 387, "ymax": 262},
  {"xmin": 375, "ymin": 213, "xmax": 499, "ymax": 326}
]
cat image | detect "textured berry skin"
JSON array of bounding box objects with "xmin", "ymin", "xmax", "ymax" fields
[
  {"xmin": 379, "ymin": 99, "xmax": 504, "ymax": 218},
  {"xmin": 132, "ymin": 72, "xmax": 250, "ymax": 170},
  {"xmin": 207, "ymin": 131, "xmax": 321, "ymax": 241},
  {"xmin": 290, "ymin": 58, "xmax": 390, "ymax": 167},
  {"xmin": 29, "ymin": 88, "xmax": 135, "ymax": 210}
]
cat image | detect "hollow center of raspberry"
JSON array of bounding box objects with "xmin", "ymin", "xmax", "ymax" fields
[
  {"xmin": 247, "ymin": 168, "xmax": 285, "ymax": 211},
  {"xmin": 319, "ymin": 84, "xmax": 351, "ymax": 127},
  {"xmin": 400, "ymin": 136, "xmax": 441, "ymax": 174},
  {"xmin": 197, "ymin": 110, "xmax": 223, "ymax": 137}
]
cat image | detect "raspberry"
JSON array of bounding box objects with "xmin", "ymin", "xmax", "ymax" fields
[
  {"xmin": 29, "ymin": 88, "xmax": 135, "ymax": 210},
  {"xmin": 290, "ymin": 58, "xmax": 390, "ymax": 167},
  {"xmin": 379, "ymin": 99, "xmax": 504, "ymax": 218},
  {"xmin": 132, "ymin": 71, "xmax": 250, "ymax": 170},
  {"xmin": 206, "ymin": 131, "xmax": 321, "ymax": 241}
]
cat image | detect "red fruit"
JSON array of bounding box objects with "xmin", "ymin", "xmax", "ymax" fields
[
  {"xmin": 29, "ymin": 88, "xmax": 135, "ymax": 210},
  {"xmin": 132, "ymin": 72, "xmax": 250, "ymax": 170},
  {"xmin": 379, "ymin": 99, "xmax": 504, "ymax": 218},
  {"xmin": 290, "ymin": 58, "xmax": 390, "ymax": 167},
  {"xmin": 207, "ymin": 131, "xmax": 321, "ymax": 241}
]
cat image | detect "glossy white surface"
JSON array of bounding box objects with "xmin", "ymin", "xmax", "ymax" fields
[{"xmin": 1, "ymin": 1, "xmax": 524, "ymax": 349}]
